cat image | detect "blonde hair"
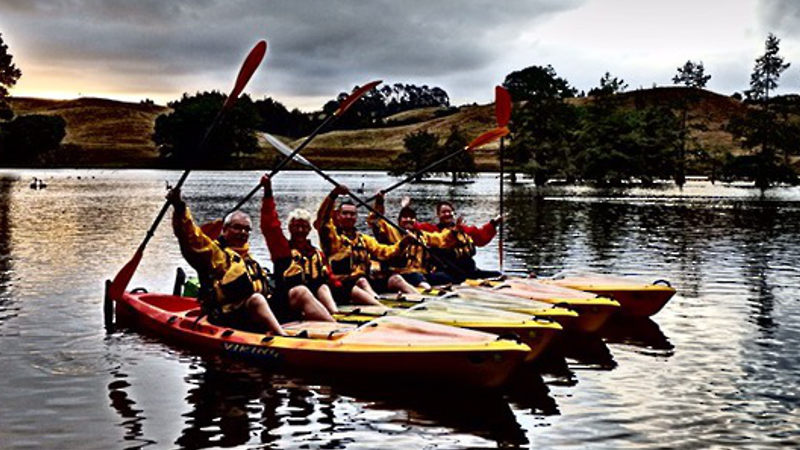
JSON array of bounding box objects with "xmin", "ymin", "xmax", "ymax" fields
[{"xmin": 287, "ymin": 208, "xmax": 312, "ymax": 224}]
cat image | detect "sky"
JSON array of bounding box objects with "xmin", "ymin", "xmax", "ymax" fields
[{"xmin": 2, "ymin": 0, "xmax": 800, "ymax": 111}]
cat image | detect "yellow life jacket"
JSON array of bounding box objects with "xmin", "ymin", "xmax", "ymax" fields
[
  {"xmin": 450, "ymin": 228, "xmax": 476, "ymax": 260},
  {"xmin": 202, "ymin": 241, "xmax": 269, "ymax": 313},
  {"xmin": 328, "ymin": 232, "xmax": 371, "ymax": 280},
  {"xmin": 283, "ymin": 246, "xmax": 328, "ymax": 288}
]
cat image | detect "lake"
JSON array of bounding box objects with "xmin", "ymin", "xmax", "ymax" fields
[{"xmin": 1, "ymin": 169, "xmax": 799, "ymax": 448}]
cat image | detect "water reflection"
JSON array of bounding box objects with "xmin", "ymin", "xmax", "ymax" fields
[
  {"xmin": 600, "ymin": 316, "xmax": 674, "ymax": 357},
  {"xmin": 0, "ymin": 176, "xmax": 15, "ymax": 327},
  {"xmin": 106, "ymin": 352, "xmax": 557, "ymax": 448}
]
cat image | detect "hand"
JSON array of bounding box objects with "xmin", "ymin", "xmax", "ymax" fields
[
  {"xmin": 165, "ymin": 187, "xmax": 183, "ymax": 206},
  {"xmin": 261, "ymin": 173, "xmax": 272, "ymax": 196},
  {"xmin": 400, "ymin": 196, "xmax": 411, "ymax": 208},
  {"xmin": 399, "ymin": 232, "xmax": 416, "ymax": 248},
  {"xmin": 491, "ymin": 214, "xmax": 503, "ymax": 227},
  {"xmin": 455, "ymin": 216, "xmax": 464, "ymax": 227},
  {"xmin": 332, "ymin": 184, "xmax": 349, "ymax": 197},
  {"xmin": 375, "ymin": 190, "xmax": 385, "ymax": 205}
]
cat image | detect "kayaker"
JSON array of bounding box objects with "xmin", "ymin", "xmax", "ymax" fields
[
  {"xmin": 314, "ymin": 184, "xmax": 416, "ymax": 303},
  {"xmin": 368, "ymin": 192, "xmax": 456, "ymax": 289},
  {"xmin": 167, "ymin": 187, "xmax": 287, "ymax": 336},
  {"xmin": 416, "ymin": 201, "xmax": 503, "ymax": 282},
  {"xmin": 260, "ymin": 174, "xmax": 338, "ymax": 319}
]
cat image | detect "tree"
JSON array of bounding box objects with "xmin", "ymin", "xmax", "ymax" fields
[
  {"xmin": 587, "ymin": 72, "xmax": 628, "ymax": 97},
  {"xmin": 153, "ymin": 91, "xmax": 262, "ymax": 168},
  {"xmin": 502, "ymin": 65, "xmax": 578, "ymax": 184},
  {"xmin": 432, "ymin": 126, "xmax": 475, "ymax": 184},
  {"xmin": 731, "ymin": 33, "xmax": 796, "ymax": 190},
  {"xmin": 671, "ymin": 60, "xmax": 712, "ymax": 186},
  {"xmin": 0, "ymin": 33, "xmax": 22, "ymax": 103},
  {"xmin": 0, "ymin": 114, "xmax": 66, "ymax": 165},
  {"xmin": 672, "ymin": 60, "xmax": 711, "ymax": 88},
  {"xmin": 390, "ymin": 129, "xmax": 438, "ymax": 180}
]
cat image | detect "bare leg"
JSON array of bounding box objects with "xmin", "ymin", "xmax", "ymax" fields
[
  {"xmin": 288, "ymin": 286, "xmax": 335, "ymax": 322},
  {"xmin": 315, "ymin": 284, "xmax": 339, "ymax": 314},
  {"xmin": 350, "ymin": 285, "xmax": 381, "ymax": 305},
  {"xmin": 245, "ymin": 293, "xmax": 286, "ymax": 336},
  {"xmin": 387, "ymin": 274, "xmax": 418, "ymax": 294},
  {"xmin": 355, "ymin": 277, "xmax": 379, "ymax": 297}
]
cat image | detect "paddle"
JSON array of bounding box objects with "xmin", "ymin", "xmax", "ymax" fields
[
  {"xmin": 200, "ymin": 80, "xmax": 382, "ymax": 238},
  {"xmin": 495, "ymin": 86, "xmax": 511, "ymax": 271},
  {"xmin": 107, "ymin": 40, "xmax": 268, "ymax": 303},
  {"xmin": 364, "ymin": 126, "xmax": 511, "ymax": 203}
]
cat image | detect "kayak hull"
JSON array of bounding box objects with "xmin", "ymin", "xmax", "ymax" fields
[
  {"xmin": 115, "ymin": 291, "xmax": 529, "ymax": 388},
  {"xmin": 536, "ymin": 277, "xmax": 676, "ymax": 317}
]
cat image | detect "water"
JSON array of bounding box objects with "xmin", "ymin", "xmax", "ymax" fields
[{"xmin": 1, "ymin": 169, "xmax": 799, "ymax": 448}]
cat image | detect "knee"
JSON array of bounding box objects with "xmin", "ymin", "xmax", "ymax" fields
[
  {"xmin": 355, "ymin": 277, "xmax": 370, "ymax": 288},
  {"xmin": 288, "ymin": 286, "xmax": 312, "ymax": 304}
]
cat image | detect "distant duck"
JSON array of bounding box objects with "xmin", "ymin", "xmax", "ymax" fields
[{"xmin": 30, "ymin": 177, "xmax": 47, "ymax": 189}]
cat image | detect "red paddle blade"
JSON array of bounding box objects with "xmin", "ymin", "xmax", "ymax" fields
[
  {"xmin": 200, "ymin": 219, "xmax": 224, "ymax": 240},
  {"xmin": 109, "ymin": 247, "xmax": 143, "ymax": 300},
  {"xmin": 466, "ymin": 126, "xmax": 510, "ymax": 151},
  {"xmin": 495, "ymin": 86, "xmax": 512, "ymax": 127},
  {"xmin": 222, "ymin": 40, "xmax": 268, "ymax": 110},
  {"xmin": 335, "ymin": 80, "xmax": 382, "ymax": 116}
]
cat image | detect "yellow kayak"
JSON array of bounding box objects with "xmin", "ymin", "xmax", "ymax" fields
[
  {"xmin": 461, "ymin": 279, "xmax": 621, "ymax": 333},
  {"xmin": 334, "ymin": 300, "xmax": 562, "ymax": 362}
]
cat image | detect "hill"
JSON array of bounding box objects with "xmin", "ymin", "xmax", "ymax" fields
[{"xmin": 5, "ymin": 88, "xmax": 768, "ymax": 170}]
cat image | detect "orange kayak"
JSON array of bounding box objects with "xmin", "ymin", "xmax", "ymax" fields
[
  {"xmin": 530, "ymin": 272, "xmax": 676, "ymax": 317},
  {"xmin": 115, "ymin": 291, "xmax": 530, "ymax": 388}
]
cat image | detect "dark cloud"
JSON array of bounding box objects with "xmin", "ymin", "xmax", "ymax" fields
[
  {"xmin": 759, "ymin": 0, "xmax": 800, "ymax": 37},
  {"xmin": 0, "ymin": 0, "xmax": 583, "ymax": 105}
]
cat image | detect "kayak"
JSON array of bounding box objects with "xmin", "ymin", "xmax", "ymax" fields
[
  {"xmin": 333, "ymin": 299, "xmax": 563, "ymax": 362},
  {"xmin": 529, "ymin": 272, "xmax": 676, "ymax": 317},
  {"xmin": 115, "ymin": 290, "xmax": 530, "ymax": 388},
  {"xmin": 382, "ymin": 289, "xmax": 581, "ymax": 332},
  {"xmin": 460, "ymin": 279, "xmax": 621, "ymax": 333}
]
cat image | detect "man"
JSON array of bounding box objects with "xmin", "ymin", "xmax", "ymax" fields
[
  {"xmin": 416, "ymin": 200, "xmax": 503, "ymax": 282},
  {"xmin": 368, "ymin": 193, "xmax": 456, "ymax": 289},
  {"xmin": 167, "ymin": 187, "xmax": 286, "ymax": 335},
  {"xmin": 260, "ymin": 174, "xmax": 337, "ymax": 319},
  {"xmin": 314, "ymin": 184, "xmax": 415, "ymax": 303}
]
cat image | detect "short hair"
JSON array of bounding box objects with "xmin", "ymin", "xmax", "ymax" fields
[
  {"xmin": 338, "ymin": 198, "xmax": 356, "ymax": 210},
  {"xmin": 223, "ymin": 210, "xmax": 250, "ymax": 227},
  {"xmin": 435, "ymin": 201, "xmax": 454, "ymax": 214},
  {"xmin": 287, "ymin": 208, "xmax": 312, "ymax": 224},
  {"xmin": 398, "ymin": 206, "xmax": 417, "ymax": 220}
]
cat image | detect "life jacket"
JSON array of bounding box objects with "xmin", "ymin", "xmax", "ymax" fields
[
  {"xmin": 387, "ymin": 229, "xmax": 428, "ymax": 274},
  {"xmin": 283, "ymin": 243, "xmax": 328, "ymax": 288},
  {"xmin": 446, "ymin": 226, "xmax": 476, "ymax": 260},
  {"xmin": 199, "ymin": 238, "xmax": 270, "ymax": 314},
  {"xmin": 327, "ymin": 231, "xmax": 371, "ymax": 279}
]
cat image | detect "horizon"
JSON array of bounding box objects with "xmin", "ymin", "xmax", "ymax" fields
[{"xmin": 3, "ymin": 0, "xmax": 800, "ymax": 111}]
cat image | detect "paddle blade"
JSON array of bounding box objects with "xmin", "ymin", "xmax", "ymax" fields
[
  {"xmin": 222, "ymin": 40, "xmax": 268, "ymax": 110},
  {"xmin": 201, "ymin": 218, "xmax": 224, "ymax": 240},
  {"xmin": 495, "ymin": 86, "xmax": 512, "ymax": 127},
  {"xmin": 262, "ymin": 132, "xmax": 313, "ymax": 167},
  {"xmin": 466, "ymin": 126, "xmax": 510, "ymax": 151},
  {"xmin": 335, "ymin": 80, "xmax": 382, "ymax": 116},
  {"xmin": 109, "ymin": 248, "xmax": 143, "ymax": 300}
]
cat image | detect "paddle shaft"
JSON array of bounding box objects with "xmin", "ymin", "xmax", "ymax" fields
[
  {"xmin": 365, "ymin": 146, "xmax": 470, "ymax": 203},
  {"xmin": 139, "ymin": 111, "xmax": 226, "ymax": 250},
  {"xmin": 224, "ymin": 113, "xmax": 337, "ymax": 215},
  {"xmin": 499, "ymin": 136, "xmax": 504, "ymax": 271}
]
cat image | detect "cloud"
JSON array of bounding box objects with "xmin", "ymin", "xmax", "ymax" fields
[{"xmin": 1, "ymin": 0, "xmax": 584, "ymax": 107}]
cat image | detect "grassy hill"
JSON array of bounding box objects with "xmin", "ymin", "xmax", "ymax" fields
[{"xmin": 6, "ymin": 87, "xmax": 761, "ymax": 170}]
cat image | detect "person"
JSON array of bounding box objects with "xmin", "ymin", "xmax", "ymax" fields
[
  {"xmin": 260, "ymin": 174, "xmax": 337, "ymax": 320},
  {"xmin": 368, "ymin": 192, "xmax": 456, "ymax": 289},
  {"xmin": 314, "ymin": 184, "xmax": 416, "ymax": 303},
  {"xmin": 416, "ymin": 200, "xmax": 503, "ymax": 282},
  {"xmin": 167, "ymin": 187, "xmax": 286, "ymax": 336}
]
